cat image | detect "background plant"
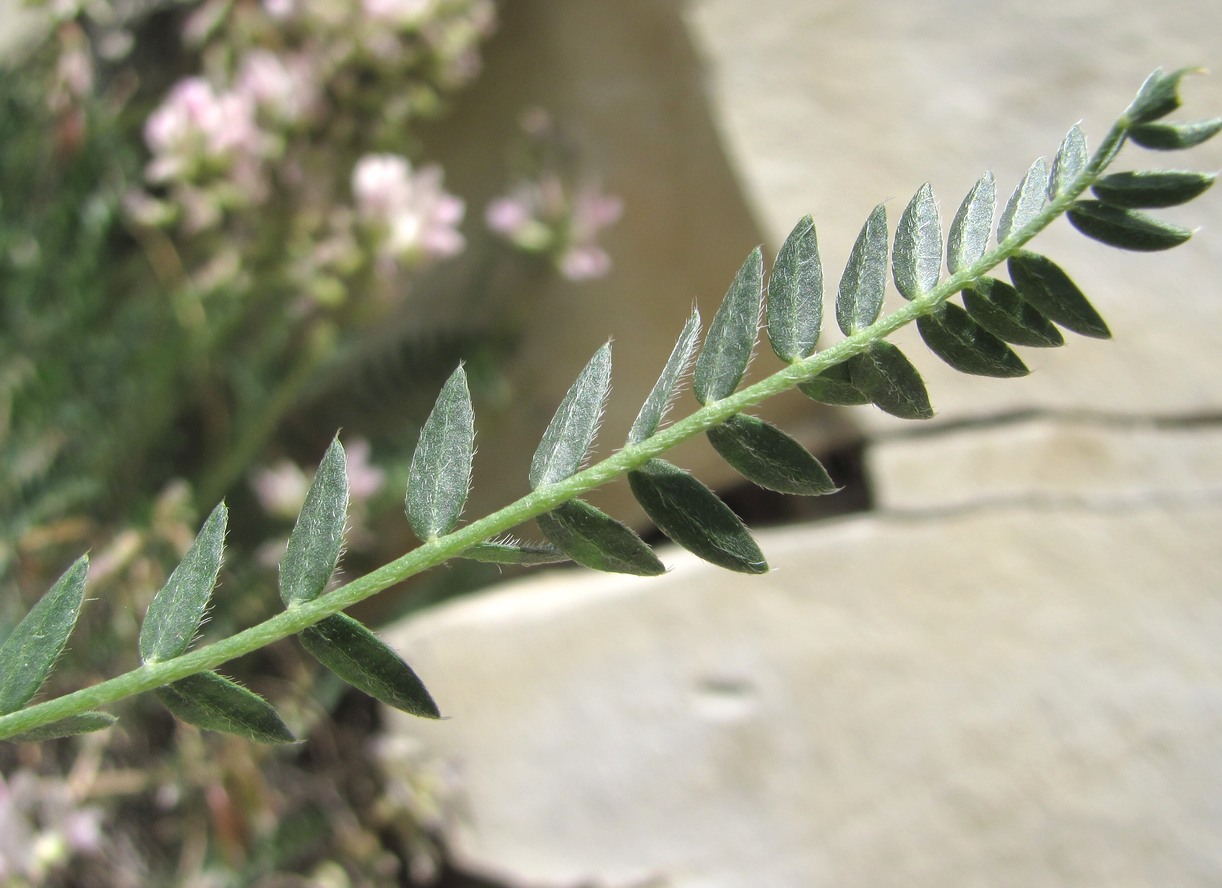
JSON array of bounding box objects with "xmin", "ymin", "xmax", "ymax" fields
[{"xmin": 0, "ymin": 0, "xmax": 637, "ymax": 881}]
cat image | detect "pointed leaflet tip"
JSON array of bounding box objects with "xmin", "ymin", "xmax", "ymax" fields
[
  {"xmin": 893, "ymin": 183, "xmax": 943, "ymax": 301},
  {"xmin": 1066, "ymin": 201, "xmax": 1193, "ymax": 252},
  {"xmin": 1129, "ymin": 117, "xmax": 1222, "ymax": 150},
  {"xmin": 962, "ymin": 278, "xmax": 1064, "ymax": 348},
  {"xmin": 157, "ymin": 671, "xmax": 296, "ymax": 743},
  {"xmin": 917, "ymin": 304, "xmax": 1029, "ymax": 378},
  {"xmin": 0, "ymin": 555, "xmax": 89, "ymax": 715},
  {"xmin": 836, "ymin": 204, "xmax": 888, "ymax": 335},
  {"xmin": 629, "ymin": 309, "xmax": 701, "ymax": 445},
  {"xmin": 1090, "ymin": 170, "xmax": 1215, "ymax": 209},
  {"xmin": 530, "ymin": 343, "xmax": 613, "ymax": 488},
  {"xmin": 301, "ymin": 614, "xmax": 440, "ymax": 718},
  {"xmin": 628, "ymin": 459, "xmax": 767, "ymax": 574},
  {"xmin": 139, "ymin": 502, "xmax": 227, "ymax": 664},
  {"xmin": 407, "ymin": 364, "xmax": 475, "ymax": 540},
  {"xmin": 1007, "ymin": 251, "xmax": 1111, "ymax": 339},
  {"xmin": 1126, "ymin": 69, "xmax": 1175, "ymax": 124},
  {"xmin": 998, "ymin": 157, "xmax": 1049, "ymax": 243},
  {"xmin": 1049, "ymin": 124, "xmax": 1088, "ymax": 199},
  {"xmin": 851, "ymin": 342, "xmax": 934, "ymax": 420},
  {"xmin": 707, "ymin": 414, "xmax": 838, "ymax": 495},
  {"xmin": 1125, "ymin": 67, "xmax": 1202, "ymax": 125},
  {"xmin": 536, "ymin": 499, "xmax": 665, "ymax": 576},
  {"xmin": 947, "ymin": 172, "xmax": 995, "ymax": 274},
  {"xmin": 279, "ymin": 439, "xmax": 351, "ymax": 608},
  {"xmin": 280, "ymin": 437, "xmax": 349, "ymax": 607},
  {"xmin": 694, "ymin": 247, "xmax": 764, "ymax": 403},
  {"xmin": 767, "ymin": 216, "xmax": 823, "ymax": 361}
]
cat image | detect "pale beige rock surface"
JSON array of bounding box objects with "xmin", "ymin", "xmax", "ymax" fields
[
  {"xmin": 380, "ymin": 1, "xmax": 1222, "ymax": 885},
  {"xmin": 868, "ymin": 414, "xmax": 1222, "ymax": 511},
  {"xmin": 683, "ymin": 0, "xmax": 1222, "ymax": 425},
  {"xmin": 385, "ymin": 508, "xmax": 1222, "ymax": 887}
]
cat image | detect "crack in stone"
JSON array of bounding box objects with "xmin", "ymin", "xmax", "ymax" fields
[
  {"xmin": 877, "ymin": 488, "xmax": 1222, "ymax": 524},
  {"xmin": 868, "ymin": 406, "xmax": 1222, "ymax": 443}
]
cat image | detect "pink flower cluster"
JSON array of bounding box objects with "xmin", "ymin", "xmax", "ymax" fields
[
  {"xmin": 132, "ymin": 0, "xmax": 493, "ymax": 285},
  {"xmin": 143, "ymin": 77, "xmax": 265, "ymax": 188},
  {"xmin": 139, "ymin": 46, "xmax": 324, "ymax": 233},
  {"xmin": 352, "ymin": 154, "xmax": 465, "ymax": 265},
  {"xmin": 486, "ymin": 178, "xmax": 623, "ymax": 281}
]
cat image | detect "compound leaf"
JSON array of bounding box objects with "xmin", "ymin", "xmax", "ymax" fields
[
  {"xmin": 530, "ymin": 343, "xmax": 612, "ymax": 488},
  {"xmin": 407, "ymin": 364, "xmax": 475, "ymax": 540},
  {"xmin": 707, "ymin": 414, "xmax": 837, "ymax": 495},
  {"xmin": 629, "ymin": 309, "xmax": 701, "ymax": 444},
  {"xmin": 1066, "ymin": 200, "xmax": 1192, "ymax": 252},
  {"xmin": 1049, "ymin": 124, "xmax": 1088, "ymax": 198},
  {"xmin": 1008, "ymin": 251, "xmax": 1111, "ymax": 339},
  {"xmin": 536, "ymin": 500, "xmax": 664, "ymax": 576},
  {"xmin": 694, "ymin": 247, "xmax": 763, "ymax": 403},
  {"xmin": 300, "ymin": 613, "xmax": 439, "ymax": 719},
  {"xmin": 963, "ymin": 278, "xmax": 1064, "ymax": 348},
  {"xmin": 157, "ymin": 672, "xmax": 295, "ymax": 743},
  {"xmin": 917, "ymin": 303, "xmax": 1029, "ymax": 378},
  {"xmin": 1129, "ymin": 117, "xmax": 1222, "ymax": 150},
  {"xmin": 0, "ymin": 555, "xmax": 88, "ymax": 715},
  {"xmin": 998, "ymin": 157, "xmax": 1049, "ymax": 242},
  {"xmin": 280, "ymin": 437, "xmax": 349, "ymax": 607},
  {"xmin": 851, "ymin": 341, "xmax": 934, "ymax": 420},
  {"xmin": 9, "ymin": 712, "xmax": 117, "ymax": 741},
  {"xmin": 893, "ymin": 183, "xmax": 942, "ymax": 300},
  {"xmin": 947, "ymin": 171, "xmax": 996, "ymax": 274},
  {"xmin": 798, "ymin": 357, "xmax": 870, "ymax": 406},
  {"xmin": 836, "ymin": 204, "xmax": 888, "ymax": 334},
  {"xmin": 139, "ymin": 502, "xmax": 226, "ymax": 664},
  {"xmin": 628, "ymin": 459, "xmax": 766, "ymax": 574},
  {"xmin": 1090, "ymin": 170, "xmax": 1215, "ymax": 209},
  {"xmin": 461, "ymin": 540, "xmax": 570, "ymax": 565},
  {"xmin": 767, "ymin": 216, "xmax": 823, "ymax": 361}
]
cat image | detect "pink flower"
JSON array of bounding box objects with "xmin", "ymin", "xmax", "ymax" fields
[
  {"xmin": 559, "ymin": 245, "xmax": 613, "ymax": 281},
  {"xmin": 362, "ymin": 0, "xmax": 438, "ymax": 27},
  {"xmin": 250, "ymin": 459, "xmax": 309, "ymax": 520},
  {"xmin": 485, "ymin": 178, "xmax": 622, "ymax": 281},
  {"xmin": 236, "ymin": 49, "xmax": 318, "ymax": 125},
  {"xmin": 352, "ymin": 154, "xmax": 465, "ymax": 263},
  {"xmin": 263, "ymin": 0, "xmax": 296, "ymax": 19},
  {"xmin": 558, "ymin": 186, "xmax": 622, "ymax": 280},
  {"xmin": 143, "ymin": 77, "xmax": 262, "ymax": 184},
  {"xmin": 484, "ymin": 193, "xmax": 530, "ymax": 235},
  {"xmin": 571, "ymin": 185, "xmax": 623, "ymax": 236},
  {"xmin": 352, "ymin": 154, "xmax": 414, "ymax": 218}
]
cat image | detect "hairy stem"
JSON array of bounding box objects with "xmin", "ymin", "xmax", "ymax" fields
[{"xmin": 0, "ymin": 117, "xmax": 1129, "ymax": 741}]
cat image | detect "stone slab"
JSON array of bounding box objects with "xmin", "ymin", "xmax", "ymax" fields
[
  {"xmin": 867, "ymin": 414, "xmax": 1222, "ymax": 511},
  {"xmin": 384, "ymin": 506, "xmax": 1222, "ymax": 887},
  {"xmin": 682, "ymin": 0, "xmax": 1222, "ymax": 425}
]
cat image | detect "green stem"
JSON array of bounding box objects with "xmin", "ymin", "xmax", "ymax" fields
[{"xmin": 0, "ymin": 117, "xmax": 1130, "ymax": 742}]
